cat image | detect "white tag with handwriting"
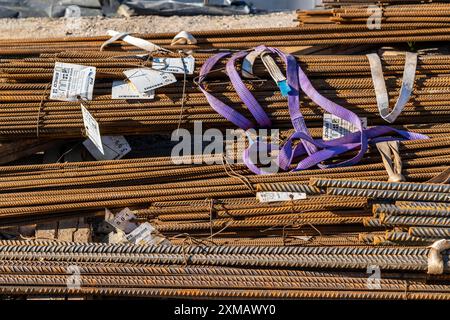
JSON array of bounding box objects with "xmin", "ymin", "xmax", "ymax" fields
[
  {"xmin": 111, "ymin": 80, "xmax": 155, "ymax": 99},
  {"xmin": 81, "ymin": 104, "xmax": 103, "ymax": 155},
  {"xmin": 83, "ymin": 135, "xmax": 131, "ymax": 160},
  {"xmin": 152, "ymin": 55, "xmax": 195, "ymax": 74},
  {"xmin": 124, "ymin": 68, "xmax": 176, "ymax": 93},
  {"xmin": 257, "ymin": 192, "xmax": 307, "ymax": 203},
  {"xmin": 50, "ymin": 62, "xmax": 96, "ymax": 101}
]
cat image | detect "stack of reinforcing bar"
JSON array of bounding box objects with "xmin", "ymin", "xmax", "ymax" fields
[
  {"xmin": 297, "ymin": 0, "xmax": 450, "ymax": 46},
  {"xmin": 300, "ymin": 1, "xmax": 450, "ymax": 25},
  {"xmin": 0, "ymin": 17, "xmax": 448, "ymax": 300},
  {"xmin": 0, "ymin": 241, "xmax": 449, "ymax": 299},
  {"xmin": 321, "ymin": 0, "xmax": 450, "ymax": 8},
  {"xmin": 0, "ymin": 154, "xmax": 448, "ymax": 298}
]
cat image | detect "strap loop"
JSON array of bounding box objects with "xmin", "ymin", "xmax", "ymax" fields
[
  {"xmin": 376, "ymin": 140, "xmax": 405, "ymax": 182},
  {"xmin": 171, "ymin": 31, "xmax": 197, "ymax": 46}
]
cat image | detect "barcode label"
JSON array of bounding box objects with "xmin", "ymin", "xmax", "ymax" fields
[
  {"xmin": 257, "ymin": 192, "xmax": 307, "ymax": 203},
  {"xmin": 83, "ymin": 135, "xmax": 131, "ymax": 160},
  {"xmin": 152, "ymin": 55, "xmax": 195, "ymax": 74},
  {"xmin": 50, "ymin": 62, "xmax": 96, "ymax": 101},
  {"xmin": 323, "ymin": 114, "xmax": 368, "ymax": 141},
  {"xmin": 111, "ymin": 80, "xmax": 155, "ymax": 99},
  {"xmin": 123, "ymin": 68, "xmax": 177, "ymax": 93},
  {"xmin": 81, "ymin": 104, "xmax": 103, "ymax": 155}
]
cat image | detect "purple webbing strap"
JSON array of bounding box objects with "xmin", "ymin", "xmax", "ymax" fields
[
  {"xmin": 286, "ymin": 126, "xmax": 427, "ymax": 170},
  {"xmin": 199, "ymin": 46, "xmax": 318, "ymax": 156}
]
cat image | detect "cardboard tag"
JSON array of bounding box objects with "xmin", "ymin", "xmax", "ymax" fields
[
  {"xmin": 256, "ymin": 192, "xmax": 307, "ymax": 203},
  {"xmin": 83, "ymin": 135, "xmax": 131, "ymax": 160},
  {"xmin": 152, "ymin": 55, "xmax": 195, "ymax": 75},
  {"xmin": 123, "ymin": 68, "xmax": 176, "ymax": 93},
  {"xmin": 109, "ymin": 208, "xmax": 138, "ymax": 234},
  {"xmin": 111, "ymin": 80, "xmax": 155, "ymax": 99},
  {"xmin": 50, "ymin": 62, "xmax": 96, "ymax": 101},
  {"xmin": 323, "ymin": 114, "xmax": 368, "ymax": 141},
  {"xmin": 81, "ymin": 104, "xmax": 103, "ymax": 155},
  {"xmin": 125, "ymin": 222, "xmax": 156, "ymax": 245}
]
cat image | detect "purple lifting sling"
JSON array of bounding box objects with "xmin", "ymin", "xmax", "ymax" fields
[{"xmin": 197, "ymin": 46, "xmax": 428, "ymax": 175}]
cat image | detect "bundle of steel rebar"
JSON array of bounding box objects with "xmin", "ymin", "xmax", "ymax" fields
[
  {"xmin": 0, "ymin": 241, "xmax": 448, "ymax": 299},
  {"xmin": 369, "ymin": 202, "xmax": 450, "ymax": 245},
  {"xmin": 0, "ymin": 25, "xmax": 447, "ymax": 55},
  {"xmin": 1, "ymin": 51, "xmax": 450, "ymax": 139},
  {"xmin": 297, "ymin": 1, "xmax": 450, "ymax": 49},
  {"xmin": 310, "ymin": 178, "xmax": 450, "ymax": 202}
]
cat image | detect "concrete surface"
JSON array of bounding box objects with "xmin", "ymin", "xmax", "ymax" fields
[{"xmin": 250, "ymin": 0, "xmax": 320, "ymax": 10}]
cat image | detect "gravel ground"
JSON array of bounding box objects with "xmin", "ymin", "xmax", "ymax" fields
[{"xmin": 0, "ymin": 11, "xmax": 297, "ymax": 39}]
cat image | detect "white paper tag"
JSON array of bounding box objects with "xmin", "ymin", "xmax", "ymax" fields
[
  {"xmin": 125, "ymin": 222, "xmax": 156, "ymax": 245},
  {"xmin": 50, "ymin": 62, "xmax": 96, "ymax": 101},
  {"xmin": 323, "ymin": 114, "xmax": 368, "ymax": 141},
  {"xmin": 256, "ymin": 192, "xmax": 307, "ymax": 203},
  {"xmin": 123, "ymin": 68, "xmax": 177, "ymax": 93},
  {"xmin": 111, "ymin": 80, "xmax": 155, "ymax": 99},
  {"xmin": 81, "ymin": 104, "xmax": 103, "ymax": 155},
  {"xmin": 83, "ymin": 135, "xmax": 131, "ymax": 161},
  {"xmin": 109, "ymin": 208, "xmax": 138, "ymax": 234},
  {"xmin": 152, "ymin": 55, "xmax": 195, "ymax": 75}
]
